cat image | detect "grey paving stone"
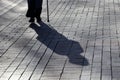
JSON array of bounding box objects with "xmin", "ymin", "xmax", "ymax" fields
[{"xmin": 1, "ymin": 0, "xmax": 120, "ymax": 80}]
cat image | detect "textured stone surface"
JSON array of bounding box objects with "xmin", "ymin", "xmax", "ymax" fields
[{"xmin": 0, "ymin": 0, "xmax": 120, "ymax": 80}]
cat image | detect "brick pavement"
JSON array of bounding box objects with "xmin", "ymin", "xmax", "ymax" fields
[{"xmin": 0, "ymin": 0, "xmax": 120, "ymax": 80}]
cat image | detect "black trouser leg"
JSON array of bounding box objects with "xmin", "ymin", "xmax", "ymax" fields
[{"xmin": 35, "ymin": 7, "xmax": 42, "ymax": 21}]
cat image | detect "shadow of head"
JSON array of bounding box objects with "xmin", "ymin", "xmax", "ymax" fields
[{"xmin": 29, "ymin": 22, "xmax": 89, "ymax": 66}]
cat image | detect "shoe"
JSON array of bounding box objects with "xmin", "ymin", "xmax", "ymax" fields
[
  {"xmin": 29, "ymin": 18, "xmax": 35, "ymax": 23},
  {"xmin": 36, "ymin": 17, "xmax": 41, "ymax": 23}
]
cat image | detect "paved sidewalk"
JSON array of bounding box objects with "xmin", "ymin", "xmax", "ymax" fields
[{"xmin": 0, "ymin": 0, "xmax": 120, "ymax": 80}]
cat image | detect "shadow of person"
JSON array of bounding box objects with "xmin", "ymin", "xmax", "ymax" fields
[{"xmin": 29, "ymin": 22, "xmax": 89, "ymax": 66}]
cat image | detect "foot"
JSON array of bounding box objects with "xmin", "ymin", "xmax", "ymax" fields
[
  {"xmin": 29, "ymin": 18, "xmax": 35, "ymax": 23},
  {"xmin": 36, "ymin": 17, "xmax": 41, "ymax": 23}
]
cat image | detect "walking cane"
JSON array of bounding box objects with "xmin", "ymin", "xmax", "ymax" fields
[{"xmin": 46, "ymin": 0, "xmax": 49, "ymax": 22}]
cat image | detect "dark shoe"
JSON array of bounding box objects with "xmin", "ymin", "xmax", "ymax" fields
[
  {"xmin": 36, "ymin": 17, "xmax": 41, "ymax": 23},
  {"xmin": 29, "ymin": 18, "xmax": 35, "ymax": 23}
]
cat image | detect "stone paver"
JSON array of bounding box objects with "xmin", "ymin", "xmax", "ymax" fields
[{"xmin": 0, "ymin": 0, "xmax": 120, "ymax": 80}]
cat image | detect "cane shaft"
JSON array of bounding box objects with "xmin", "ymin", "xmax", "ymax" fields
[{"xmin": 47, "ymin": 0, "xmax": 49, "ymax": 22}]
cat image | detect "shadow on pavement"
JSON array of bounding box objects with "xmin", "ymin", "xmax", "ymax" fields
[{"xmin": 29, "ymin": 21, "xmax": 89, "ymax": 66}]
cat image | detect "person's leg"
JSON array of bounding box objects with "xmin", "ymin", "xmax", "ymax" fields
[
  {"xmin": 26, "ymin": 0, "xmax": 35, "ymax": 22},
  {"xmin": 35, "ymin": 0, "xmax": 43, "ymax": 22},
  {"xmin": 35, "ymin": 8, "xmax": 42, "ymax": 22}
]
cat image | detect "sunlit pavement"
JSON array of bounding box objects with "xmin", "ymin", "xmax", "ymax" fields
[{"xmin": 0, "ymin": 0, "xmax": 120, "ymax": 80}]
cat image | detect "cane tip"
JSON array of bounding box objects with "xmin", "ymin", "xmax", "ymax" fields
[{"xmin": 47, "ymin": 20, "xmax": 49, "ymax": 22}]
